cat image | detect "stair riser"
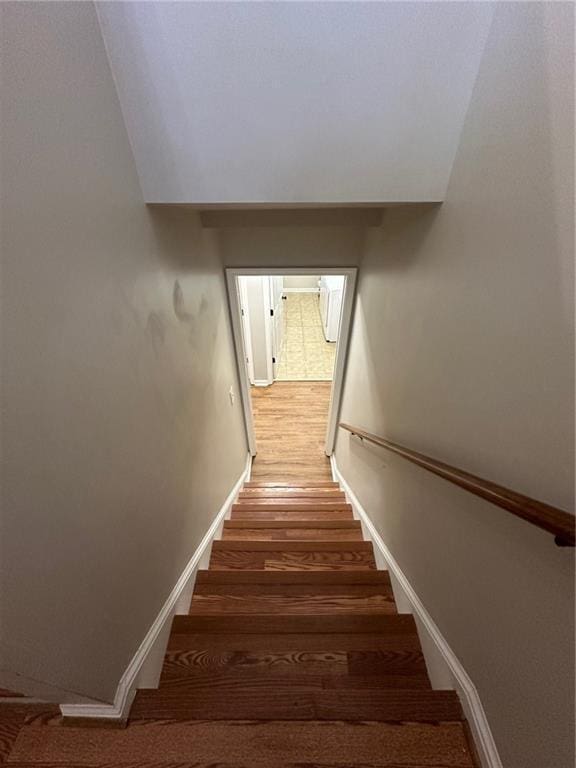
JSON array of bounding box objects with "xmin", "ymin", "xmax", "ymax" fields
[
  {"xmin": 131, "ymin": 688, "xmax": 462, "ymax": 722},
  {"xmin": 232, "ymin": 503, "xmax": 352, "ymax": 512},
  {"xmin": 195, "ymin": 569, "xmax": 390, "ymax": 585},
  {"xmin": 222, "ymin": 529, "xmax": 364, "ymax": 541}
]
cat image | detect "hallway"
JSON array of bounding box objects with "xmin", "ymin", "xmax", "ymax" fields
[{"xmin": 276, "ymin": 293, "xmax": 337, "ymax": 381}]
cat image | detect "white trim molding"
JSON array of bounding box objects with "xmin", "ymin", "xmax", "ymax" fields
[
  {"xmin": 331, "ymin": 455, "xmax": 503, "ymax": 768},
  {"xmin": 60, "ymin": 454, "xmax": 252, "ymax": 721}
]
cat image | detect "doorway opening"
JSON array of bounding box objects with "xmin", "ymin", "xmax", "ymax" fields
[{"xmin": 226, "ymin": 268, "xmax": 357, "ymax": 480}]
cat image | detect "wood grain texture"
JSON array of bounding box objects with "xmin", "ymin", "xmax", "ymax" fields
[
  {"xmin": 171, "ymin": 614, "xmax": 421, "ymax": 634},
  {"xmin": 166, "ymin": 631, "xmax": 425, "ymax": 654},
  {"xmin": 232, "ymin": 501, "xmax": 353, "ymax": 512},
  {"xmin": 188, "ymin": 592, "xmax": 396, "ymax": 615},
  {"xmin": 224, "ymin": 518, "xmax": 361, "ymax": 529},
  {"xmin": 157, "ymin": 666, "xmax": 430, "ymax": 691},
  {"xmin": 245, "ymin": 481, "xmax": 339, "ymax": 488},
  {"xmin": 159, "ymin": 648, "xmax": 429, "ymax": 686},
  {"xmin": 230, "ymin": 508, "xmax": 355, "ymax": 520},
  {"xmin": 222, "ymin": 527, "xmax": 364, "ymax": 540},
  {"xmin": 209, "ymin": 549, "xmax": 377, "ymax": 570},
  {"xmin": 0, "ymin": 708, "xmax": 24, "ymax": 762},
  {"xmin": 194, "ymin": 569, "xmax": 388, "ymax": 585},
  {"xmin": 131, "ymin": 686, "xmax": 462, "ymax": 721},
  {"xmin": 250, "ymin": 382, "xmax": 333, "ymax": 481},
  {"xmin": 0, "ymin": 705, "xmax": 58, "ymax": 762},
  {"xmin": 239, "ymin": 489, "xmax": 346, "ymax": 499},
  {"xmin": 211, "ymin": 540, "xmax": 373, "ymax": 551},
  {"xmin": 189, "ymin": 581, "xmax": 396, "ymax": 617}
]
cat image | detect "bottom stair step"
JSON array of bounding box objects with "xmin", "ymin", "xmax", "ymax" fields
[
  {"xmin": 131, "ymin": 686, "xmax": 463, "ymax": 721},
  {"xmin": 7, "ymin": 719, "xmax": 477, "ymax": 767}
]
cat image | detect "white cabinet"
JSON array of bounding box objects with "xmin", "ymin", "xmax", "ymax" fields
[{"xmin": 319, "ymin": 276, "xmax": 344, "ymax": 342}]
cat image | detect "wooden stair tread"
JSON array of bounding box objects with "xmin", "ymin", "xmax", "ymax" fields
[
  {"xmin": 0, "ymin": 704, "xmax": 59, "ymax": 763},
  {"xmin": 239, "ymin": 487, "xmax": 344, "ymax": 494},
  {"xmin": 131, "ymin": 686, "xmax": 462, "ymax": 721},
  {"xmin": 222, "ymin": 527, "xmax": 364, "ymax": 541},
  {"xmin": 158, "ymin": 669, "xmax": 430, "ymax": 690},
  {"xmin": 230, "ymin": 509, "xmax": 355, "ymax": 521},
  {"xmin": 236, "ymin": 495, "xmax": 346, "ymax": 503},
  {"xmin": 244, "ymin": 481, "xmax": 339, "ymax": 488},
  {"xmin": 8, "ymin": 719, "xmax": 476, "ymax": 766},
  {"xmin": 237, "ymin": 494, "xmax": 345, "ymax": 500},
  {"xmin": 160, "ymin": 649, "xmax": 429, "ymax": 682},
  {"xmin": 189, "ymin": 580, "xmax": 396, "ymax": 615},
  {"xmin": 209, "ymin": 549, "xmax": 377, "ymax": 570},
  {"xmin": 188, "ymin": 595, "xmax": 396, "ymax": 616},
  {"xmin": 250, "ymin": 468, "xmax": 334, "ymax": 476},
  {"xmin": 167, "ymin": 631, "xmax": 424, "ymax": 653},
  {"xmin": 232, "ymin": 502, "xmax": 352, "ymax": 512},
  {"xmin": 211, "ymin": 540, "xmax": 372, "ymax": 552}
]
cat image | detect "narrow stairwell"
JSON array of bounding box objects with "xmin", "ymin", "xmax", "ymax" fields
[
  {"xmin": 129, "ymin": 479, "xmax": 478, "ymax": 766},
  {"xmin": 2, "ymin": 479, "xmax": 479, "ymax": 765},
  {"xmin": 1, "ymin": 391, "xmax": 477, "ymax": 765}
]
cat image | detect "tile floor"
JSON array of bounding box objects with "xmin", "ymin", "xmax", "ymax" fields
[{"xmin": 276, "ymin": 293, "xmax": 337, "ymax": 381}]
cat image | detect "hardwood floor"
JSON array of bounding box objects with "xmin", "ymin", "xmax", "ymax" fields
[
  {"xmin": 250, "ymin": 381, "xmax": 333, "ymax": 481},
  {"xmin": 3, "ymin": 480, "xmax": 478, "ymax": 766}
]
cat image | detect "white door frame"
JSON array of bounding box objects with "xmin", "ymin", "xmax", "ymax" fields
[
  {"xmin": 225, "ymin": 267, "xmax": 358, "ymax": 457},
  {"xmin": 237, "ymin": 278, "xmax": 256, "ymax": 384},
  {"xmin": 238, "ymin": 276, "xmax": 274, "ymax": 387}
]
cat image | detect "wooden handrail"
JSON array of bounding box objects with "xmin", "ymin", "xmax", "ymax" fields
[{"xmin": 339, "ymin": 423, "xmax": 575, "ymax": 547}]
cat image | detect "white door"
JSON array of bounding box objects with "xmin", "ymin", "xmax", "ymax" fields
[{"xmin": 269, "ymin": 276, "xmax": 284, "ymax": 379}]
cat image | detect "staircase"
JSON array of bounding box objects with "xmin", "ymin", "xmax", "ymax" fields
[
  {"xmin": 2, "ymin": 479, "xmax": 478, "ymax": 764},
  {"xmin": 131, "ymin": 479, "xmax": 478, "ymax": 766}
]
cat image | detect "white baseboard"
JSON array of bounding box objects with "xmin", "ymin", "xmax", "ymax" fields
[
  {"xmin": 331, "ymin": 455, "xmax": 502, "ymax": 768},
  {"xmin": 252, "ymin": 379, "xmax": 272, "ymax": 387},
  {"xmin": 60, "ymin": 453, "xmax": 252, "ymax": 720}
]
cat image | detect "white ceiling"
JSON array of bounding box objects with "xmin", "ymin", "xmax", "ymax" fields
[{"xmin": 96, "ymin": 1, "xmax": 495, "ymax": 204}]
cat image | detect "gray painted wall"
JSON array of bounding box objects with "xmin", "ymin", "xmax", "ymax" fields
[
  {"xmin": 218, "ymin": 226, "xmax": 366, "ymax": 268},
  {"xmin": 0, "ymin": 2, "xmax": 247, "ymax": 702},
  {"xmin": 335, "ymin": 4, "xmax": 574, "ymax": 767}
]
